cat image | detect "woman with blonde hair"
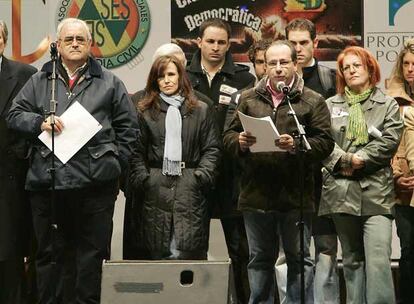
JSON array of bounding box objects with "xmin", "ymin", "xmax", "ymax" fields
[{"xmin": 389, "ymin": 38, "xmax": 414, "ymax": 304}]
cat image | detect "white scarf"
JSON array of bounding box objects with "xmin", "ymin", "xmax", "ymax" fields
[{"xmin": 160, "ymin": 92, "xmax": 185, "ymax": 176}]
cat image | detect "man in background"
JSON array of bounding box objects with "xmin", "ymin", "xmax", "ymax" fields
[
  {"xmin": 187, "ymin": 18, "xmax": 255, "ymax": 304},
  {"xmin": 225, "ymin": 39, "xmax": 271, "ymax": 122},
  {"xmin": 0, "ymin": 20, "xmax": 37, "ymax": 304},
  {"xmin": 286, "ymin": 18, "xmax": 339, "ymax": 304},
  {"xmin": 248, "ymin": 39, "xmax": 270, "ymax": 81}
]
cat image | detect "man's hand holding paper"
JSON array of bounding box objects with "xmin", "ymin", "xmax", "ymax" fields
[
  {"xmin": 38, "ymin": 101, "xmax": 102, "ymax": 164},
  {"xmin": 275, "ymin": 134, "xmax": 295, "ymax": 151},
  {"xmin": 237, "ymin": 111, "xmax": 283, "ymax": 153},
  {"xmin": 41, "ymin": 116, "xmax": 64, "ymax": 133},
  {"xmin": 239, "ymin": 131, "xmax": 257, "ymax": 152}
]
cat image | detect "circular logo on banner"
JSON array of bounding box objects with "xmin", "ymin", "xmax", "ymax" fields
[{"xmin": 56, "ymin": 0, "xmax": 150, "ymax": 69}]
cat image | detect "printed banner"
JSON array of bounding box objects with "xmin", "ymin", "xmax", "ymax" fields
[
  {"xmin": 0, "ymin": 0, "xmax": 170, "ymax": 93},
  {"xmin": 364, "ymin": 0, "xmax": 414, "ymax": 87},
  {"xmin": 171, "ymin": 0, "xmax": 362, "ymax": 62},
  {"xmin": 9, "ymin": 1, "xmax": 414, "ymax": 91}
]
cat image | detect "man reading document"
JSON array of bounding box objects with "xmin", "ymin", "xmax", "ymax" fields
[{"xmin": 223, "ymin": 40, "xmax": 333, "ymax": 304}]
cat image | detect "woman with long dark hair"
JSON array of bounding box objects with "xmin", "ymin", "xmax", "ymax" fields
[{"xmin": 128, "ymin": 55, "xmax": 221, "ymax": 259}]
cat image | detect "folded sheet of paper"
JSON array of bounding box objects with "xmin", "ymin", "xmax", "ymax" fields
[
  {"xmin": 38, "ymin": 101, "xmax": 102, "ymax": 164},
  {"xmin": 238, "ymin": 111, "xmax": 283, "ymax": 153}
]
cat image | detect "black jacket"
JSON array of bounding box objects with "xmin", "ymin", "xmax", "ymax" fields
[
  {"xmin": 124, "ymin": 89, "xmax": 217, "ymax": 258},
  {"xmin": 302, "ymin": 61, "xmax": 336, "ymax": 99},
  {"xmin": 187, "ymin": 50, "xmax": 255, "ymax": 217},
  {"xmin": 7, "ymin": 57, "xmax": 138, "ymax": 190},
  {"xmin": 187, "ymin": 50, "xmax": 255, "ymax": 133},
  {"xmin": 0, "ymin": 57, "xmax": 37, "ymax": 260},
  {"xmin": 128, "ymin": 97, "xmax": 221, "ymax": 256}
]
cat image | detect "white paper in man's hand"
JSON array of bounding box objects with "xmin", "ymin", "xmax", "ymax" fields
[
  {"xmin": 238, "ymin": 111, "xmax": 283, "ymax": 153},
  {"xmin": 38, "ymin": 101, "xmax": 102, "ymax": 164}
]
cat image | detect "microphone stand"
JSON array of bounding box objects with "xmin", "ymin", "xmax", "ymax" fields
[
  {"xmin": 282, "ymin": 87, "xmax": 311, "ymax": 304},
  {"xmin": 47, "ymin": 42, "xmax": 58, "ymax": 304}
]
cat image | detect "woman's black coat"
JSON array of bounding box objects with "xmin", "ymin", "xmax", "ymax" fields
[{"xmin": 127, "ymin": 97, "xmax": 221, "ymax": 257}]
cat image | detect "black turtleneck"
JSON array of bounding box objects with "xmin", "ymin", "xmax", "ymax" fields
[
  {"xmin": 302, "ymin": 60, "xmax": 336, "ymax": 99},
  {"xmin": 302, "ymin": 63, "xmax": 325, "ymax": 97}
]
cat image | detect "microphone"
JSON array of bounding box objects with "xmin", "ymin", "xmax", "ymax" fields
[
  {"xmin": 276, "ymin": 81, "xmax": 290, "ymax": 94},
  {"xmin": 50, "ymin": 42, "xmax": 58, "ymax": 59}
]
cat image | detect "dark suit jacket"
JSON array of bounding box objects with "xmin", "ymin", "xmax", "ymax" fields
[{"xmin": 0, "ymin": 56, "xmax": 37, "ymax": 260}]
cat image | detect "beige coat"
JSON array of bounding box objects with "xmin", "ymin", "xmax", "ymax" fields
[{"xmin": 388, "ymin": 77, "xmax": 414, "ymax": 206}]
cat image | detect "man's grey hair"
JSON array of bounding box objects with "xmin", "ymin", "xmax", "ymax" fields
[
  {"xmin": 56, "ymin": 18, "xmax": 92, "ymax": 41},
  {"xmin": 0, "ymin": 20, "xmax": 8, "ymax": 44},
  {"xmin": 152, "ymin": 43, "xmax": 187, "ymax": 66}
]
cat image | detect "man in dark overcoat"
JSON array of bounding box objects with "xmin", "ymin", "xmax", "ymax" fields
[{"xmin": 0, "ymin": 20, "xmax": 37, "ymax": 304}]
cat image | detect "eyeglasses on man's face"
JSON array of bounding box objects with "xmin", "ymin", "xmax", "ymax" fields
[
  {"xmin": 266, "ymin": 60, "xmax": 292, "ymax": 69},
  {"xmin": 60, "ymin": 35, "xmax": 88, "ymax": 46}
]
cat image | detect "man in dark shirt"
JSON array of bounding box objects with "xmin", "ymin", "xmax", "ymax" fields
[
  {"xmin": 286, "ymin": 17, "xmax": 339, "ymax": 304},
  {"xmin": 187, "ymin": 18, "xmax": 255, "ymax": 304},
  {"xmin": 0, "ymin": 19, "xmax": 37, "ymax": 304}
]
